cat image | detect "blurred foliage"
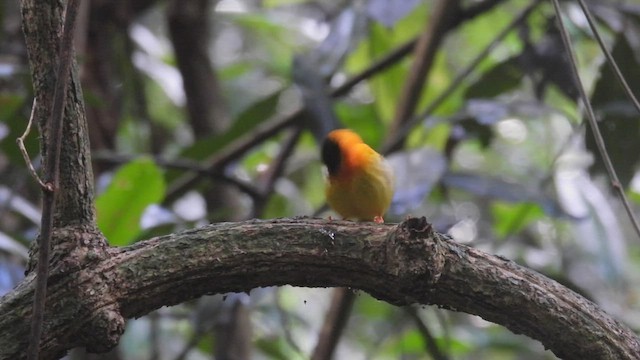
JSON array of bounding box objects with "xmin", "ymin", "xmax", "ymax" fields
[
  {"xmin": 96, "ymin": 158, "xmax": 166, "ymax": 246},
  {"xmin": 3, "ymin": 0, "xmax": 640, "ymax": 359},
  {"xmin": 587, "ymin": 33, "xmax": 640, "ymax": 188}
]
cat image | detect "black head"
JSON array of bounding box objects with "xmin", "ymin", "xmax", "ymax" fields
[{"xmin": 321, "ymin": 137, "xmax": 342, "ymax": 176}]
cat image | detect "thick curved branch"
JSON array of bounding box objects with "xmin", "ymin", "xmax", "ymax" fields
[{"xmin": 0, "ymin": 218, "xmax": 638, "ymax": 359}]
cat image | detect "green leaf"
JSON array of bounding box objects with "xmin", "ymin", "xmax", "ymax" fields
[
  {"xmin": 197, "ymin": 335, "xmax": 215, "ymax": 355},
  {"xmin": 354, "ymin": 294, "xmax": 395, "ymax": 320},
  {"xmin": 218, "ymin": 61, "xmax": 253, "ymax": 81},
  {"xmin": 182, "ymin": 90, "xmax": 282, "ymax": 161},
  {"xmin": 96, "ymin": 158, "xmax": 166, "ymax": 246},
  {"xmin": 166, "ymin": 90, "xmax": 283, "ymax": 183},
  {"xmin": 379, "ymin": 327, "xmax": 474, "ymax": 357},
  {"xmin": 367, "ymin": 23, "xmax": 409, "ymax": 122},
  {"xmin": 335, "ymin": 102, "xmax": 383, "ymax": 149},
  {"xmin": 145, "ymin": 78, "xmax": 184, "ymax": 130},
  {"xmin": 383, "ymin": 329, "xmax": 426, "ymax": 355},
  {"xmin": 346, "ymin": 5, "xmax": 427, "ymax": 123},
  {"xmin": 230, "ymin": 13, "xmax": 295, "ymax": 76},
  {"xmin": 491, "ymin": 201, "xmax": 544, "ymax": 239},
  {"xmin": 629, "ymin": 189, "xmax": 640, "ymax": 205},
  {"xmin": 464, "ymin": 57, "xmax": 523, "ymax": 99},
  {"xmin": 420, "ymin": 122, "xmax": 451, "ymax": 151},
  {"xmin": 263, "ymin": 0, "xmax": 307, "ymax": 8},
  {"xmin": 262, "ymin": 192, "xmax": 290, "ymax": 219},
  {"xmin": 255, "ymin": 336, "xmax": 303, "ymax": 360}
]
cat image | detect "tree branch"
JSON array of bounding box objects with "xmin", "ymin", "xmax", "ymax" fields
[
  {"xmin": 167, "ymin": 0, "xmax": 229, "ymax": 136},
  {"xmin": 406, "ymin": 306, "xmax": 449, "ymax": 360},
  {"xmin": 252, "ymin": 126, "xmax": 303, "ymax": 216},
  {"xmin": 92, "ymin": 152, "xmax": 263, "ymax": 200},
  {"xmin": 383, "ymin": 0, "xmax": 541, "ymax": 153},
  {"xmin": 310, "ymin": 288, "xmax": 356, "ymax": 360},
  {"xmin": 1, "ymin": 217, "xmax": 638, "ymax": 359},
  {"xmin": 388, "ymin": 0, "xmax": 460, "ymax": 148}
]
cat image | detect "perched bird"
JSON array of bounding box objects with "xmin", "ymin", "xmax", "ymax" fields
[{"xmin": 321, "ymin": 129, "xmax": 395, "ymax": 223}]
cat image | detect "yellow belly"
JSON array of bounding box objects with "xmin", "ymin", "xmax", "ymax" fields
[{"xmin": 326, "ymin": 160, "xmax": 394, "ymax": 221}]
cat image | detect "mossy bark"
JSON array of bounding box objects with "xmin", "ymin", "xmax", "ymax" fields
[
  {"xmin": 21, "ymin": 0, "xmax": 96, "ymax": 229},
  {"xmin": 1, "ymin": 218, "xmax": 640, "ymax": 359}
]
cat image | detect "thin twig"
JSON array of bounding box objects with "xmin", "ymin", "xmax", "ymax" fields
[
  {"xmin": 253, "ymin": 127, "xmax": 304, "ymax": 217},
  {"xmin": 334, "ymin": 0, "xmax": 507, "ymax": 102},
  {"xmin": 459, "ymin": 0, "xmax": 507, "ymax": 22},
  {"xmin": 274, "ymin": 288, "xmax": 305, "ymax": 356},
  {"xmin": 383, "ymin": 0, "xmax": 542, "ymax": 154},
  {"xmin": 260, "ymin": 127, "xmax": 303, "ymax": 194},
  {"xmin": 16, "ymin": 99, "xmax": 48, "ymax": 189},
  {"xmin": 332, "ymin": 39, "xmax": 416, "ymax": 98},
  {"xmin": 92, "ymin": 152, "xmax": 263, "ymax": 200},
  {"xmin": 174, "ymin": 332, "xmax": 207, "ymax": 360},
  {"xmin": 576, "ymin": 0, "xmax": 640, "ymax": 116},
  {"xmin": 164, "ymin": 116, "xmax": 295, "ymax": 203},
  {"xmin": 149, "ymin": 311, "xmax": 160, "ymax": 360},
  {"xmin": 406, "ymin": 307, "xmax": 449, "ymax": 360},
  {"xmin": 550, "ymin": 0, "xmax": 640, "ymax": 241},
  {"xmin": 389, "ymin": 0, "xmax": 460, "ymax": 150},
  {"xmin": 27, "ymin": 0, "xmax": 81, "ymax": 358},
  {"xmin": 310, "ymin": 288, "xmax": 356, "ymax": 360}
]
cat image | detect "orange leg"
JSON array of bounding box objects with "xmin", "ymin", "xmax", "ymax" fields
[{"xmin": 374, "ymin": 216, "xmax": 384, "ymax": 224}]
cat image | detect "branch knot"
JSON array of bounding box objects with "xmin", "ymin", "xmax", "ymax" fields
[
  {"xmin": 79, "ymin": 302, "xmax": 125, "ymax": 353},
  {"xmin": 26, "ymin": 225, "xmax": 125, "ymax": 353},
  {"xmin": 385, "ymin": 217, "xmax": 446, "ymax": 292},
  {"xmin": 27, "ymin": 225, "xmax": 109, "ymax": 275}
]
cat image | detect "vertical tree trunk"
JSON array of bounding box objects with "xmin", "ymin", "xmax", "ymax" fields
[{"xmin": 21, "ymin": 0, "xmax": 96, "ymax": 229}]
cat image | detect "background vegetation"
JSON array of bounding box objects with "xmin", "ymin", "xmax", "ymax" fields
[{"xmin": 2, "ymin": 0, "xmax": 640, "ymax": 358}]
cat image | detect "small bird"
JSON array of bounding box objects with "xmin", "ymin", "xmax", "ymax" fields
[{"xmin": 321, "ymin": 129, "xmax": 395, "ymax": 223}]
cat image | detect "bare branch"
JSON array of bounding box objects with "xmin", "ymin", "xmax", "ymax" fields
[
  {"xmin": 388, "ymin": 0, "xmax": 460, "ymax": 151},
  {"xmin": 92, "ymin": 152, "xmax": 262, "ymax": 200},
  {"xmin": 252, "ymin": 127, "xmax": 304, "ymax": 216},
  {"xmin": 1, "ymin": 217, "xmax": 638, "ymax": 359}
]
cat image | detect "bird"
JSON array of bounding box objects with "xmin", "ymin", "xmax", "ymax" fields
[{"xmin": 321, "ymin": 129, "xmax": 394, "ymax": 223}]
